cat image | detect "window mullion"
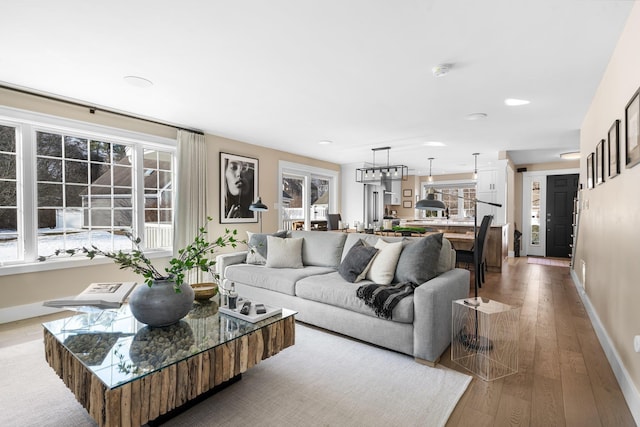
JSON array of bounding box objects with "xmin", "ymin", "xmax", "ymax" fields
[
  {"xmin": 22, "ymin": 124, "xmax": 38, "ymax": 262},
  {"xmin": 133, "ymin": 145, "xmax": 145, "ymax": 247}
]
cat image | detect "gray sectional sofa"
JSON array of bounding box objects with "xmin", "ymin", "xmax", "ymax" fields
[{"xmin": 216, "ymin": 230, "xmax": 470, "ymax": 365}]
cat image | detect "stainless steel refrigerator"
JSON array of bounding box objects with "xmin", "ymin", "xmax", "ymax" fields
[{"xmin": 363, "ymin": 182, "xmax": 385, "ymax": 229}]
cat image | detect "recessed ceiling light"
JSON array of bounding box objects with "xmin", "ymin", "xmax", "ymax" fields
[
  {"xmin": 123, "ymin": 75, "xmax": 153, "ymax": 88},
  {"xmin": 318, "ymin": 140, "xmax": 333, "ymax": 145},
  {"xmin": 465, "ymin": 113, "xmax": 488, "ymax": 121},
  {"xmin": 560, "ymin": 151, "xmax": 580, "ymax": 160},
  {"xmin": 423, "ymin": 141, "xmax": 446, "ymax": 147},
  {"xmin": 432, "ymin": 63, "xmax": 452, "ymax": 77},
  {"xmin": 505, "ymin": 98, "xmax": 530, "ymax": 106}
]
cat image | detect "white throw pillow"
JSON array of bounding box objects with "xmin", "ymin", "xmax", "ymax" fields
[
  {"xmin": 366, "ymin": 239, "xmax": 404, "ymax": 285},
  {"xmin": 265, "ymin": 236, "xmax": 304, "ymax": 268}
]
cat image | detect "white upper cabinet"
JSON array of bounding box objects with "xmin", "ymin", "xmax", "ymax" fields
[{"xmin": 476, "ymin": 160, "xmax": 507, "ymax": 225}]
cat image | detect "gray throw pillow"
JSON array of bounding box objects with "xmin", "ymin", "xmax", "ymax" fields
[
  {"xmin": 246, "ymin": 230, "xmax": 288, "ymax": 265},
  {"xmin": 394, "ymin": 233, "xmax": 443, "ymax": 285},
  {"xmin": 338, "ymin": 239, "xmax": 379, "ymax": 283}
]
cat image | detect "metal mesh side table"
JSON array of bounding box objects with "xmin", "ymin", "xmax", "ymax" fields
[{"xmin": 451, "ymin": 297, "xmax": 520, "ymax": 381}]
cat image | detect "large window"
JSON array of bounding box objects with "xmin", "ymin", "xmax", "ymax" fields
[
  {"xmin": 0, "ymin": 107, "xmax": 176, "ymax": 268},
  {"xmin": 420, "ymin": 182, "xmax": 476, "ymax": 219}
]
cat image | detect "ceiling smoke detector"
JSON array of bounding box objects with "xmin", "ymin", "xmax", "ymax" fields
[{"xmin": 432, "ymin": 63, "xmax": 452, "ymax": 77}]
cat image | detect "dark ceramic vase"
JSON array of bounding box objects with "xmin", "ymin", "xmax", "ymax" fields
[{"xmin": 128, "ymin": 280, "xmax": 195, "ymax": 327}]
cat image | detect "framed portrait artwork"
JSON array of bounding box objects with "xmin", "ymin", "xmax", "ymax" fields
[
  {"xmin": 608, "ymin": 119, "xmax": 620, "ymax": 179},
  {"xmin": 626, "ymin": 87, "xmax": 640, "ymax": 169},
  {"xmin": 595, "ymin": 139, "xmax": 604, "ymax": 185},
  {"xmin": 586, "ymin": 152, "xmax": 594, "ymax": 189},
  {"xmin": 220, "ymin": 152, "xmax": 258, "ymax": 223}
]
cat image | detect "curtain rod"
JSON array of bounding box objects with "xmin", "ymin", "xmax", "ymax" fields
[{"xmin": 0, "ymin": 84, "xmax": 205, "ymax": 135}]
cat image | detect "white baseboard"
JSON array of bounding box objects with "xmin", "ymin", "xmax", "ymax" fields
[
  {"xmin": 0, "ymin": 301, "xmax": 66, "ymax": 324},
  {"xmin": 570, "ymin": 270, "xmax": 640, "ymax": 425}
]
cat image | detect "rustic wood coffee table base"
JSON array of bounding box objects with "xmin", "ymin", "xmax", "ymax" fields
[{"xmin": 44, "ymin": 313, "xmax": 295, "ymax": 427}]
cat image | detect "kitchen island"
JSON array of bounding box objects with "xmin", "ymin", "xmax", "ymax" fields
[{"xmin": 401, "ymin": 220, "xmax": 509, "ymax": 272}]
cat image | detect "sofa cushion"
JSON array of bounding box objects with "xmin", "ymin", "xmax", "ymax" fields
[
  {"xmin": 225, "ymin": 264, "xmax": 335, "ymax": 295},
  {"xmin": 246, "ymin": 230, "xmax": 288, "ymax": 265},
  {"xmin": 337, "ymin": 239, "xmax": 379, "ymax": 283},
  {"xmin": 394, "ymin": 233, "xmax": 443, "ymax": 285},
  {"xmin": 290, "ymin": 230, "xmax": 348, "ymax": 267},
  {"xmin": 266, "ymin": 236, "xmax": 303, "ymax": 268},
  {"xmin": 366, "ymin": 239, "xmax": 404, "ymax": 285},
  {"xmin": 295, "ymin": 271, "xmax": 413, "ymax": 323}
]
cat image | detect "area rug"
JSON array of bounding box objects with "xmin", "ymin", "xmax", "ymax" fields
[
  {"xmin": 0, "ymin": 323, "xmax": 471, "ymax": 427},
  {"xmin": 527, "ymin": 257, "xmax": 570, "ymax": 267}
]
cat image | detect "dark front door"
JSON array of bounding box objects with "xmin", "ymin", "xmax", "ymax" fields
[{"xmin": 546, "ymin": 174, "xmax": 579, "ymax": 258}]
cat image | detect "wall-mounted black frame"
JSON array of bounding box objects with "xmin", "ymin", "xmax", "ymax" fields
[
  {"xmin": 220, "ymin": 152, "xmax": 259, "ymax": 224},
  {"xmin": 625, "ymin": 87, "xmax": 640, "ymax": 169},
  {"xmin": 608, "ymin": 119, "xmax": 620, "ymax": 179}
]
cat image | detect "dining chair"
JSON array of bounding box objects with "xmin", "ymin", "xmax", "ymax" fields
[
  {"xmin": 327, "ymin": 214, "xmax": 342, "ymax": 230},
  {"xmin": 455, "ymin": 214, "xmax": 493, "ymax": 287}
]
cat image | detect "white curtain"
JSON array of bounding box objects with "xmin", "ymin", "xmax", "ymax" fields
[{"xmin": 174, "ymin": 130, "xmax": 208, "ymax": 283}]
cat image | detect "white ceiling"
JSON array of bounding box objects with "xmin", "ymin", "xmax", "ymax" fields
[{"xmin": 0, "ymin": 0, "xmax": 634, "ymax": 175}]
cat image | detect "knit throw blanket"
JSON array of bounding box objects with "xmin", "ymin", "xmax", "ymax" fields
[{"xmin": 356, "ymin": 282, "xmax": 416, "ymax": 320}]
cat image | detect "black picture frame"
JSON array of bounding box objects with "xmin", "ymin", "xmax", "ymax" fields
[
  {"xmin": 403, "ymin": 189, "xmax": 412, "ymax": 197},
  {"xmin": 625, "ymin": 87, "xmax": 640, "ymax": 169},
  {"xmin": 220, "ymin": 152, "xmax": 258, "ymax": 224},
  {"xmin": 595, "ymin": 139, "xmax": 604, "ymax": 185},
  {"xmin": 586, "ymin": 152, "xmax": 594, "ymax": 189},
  {"xmin": 403, "ymin": 200, "xmax": 412, "ymax": 208},
  {"xmin": 608, "ymin": 119, "xmax": 620, "ymax": 179}
]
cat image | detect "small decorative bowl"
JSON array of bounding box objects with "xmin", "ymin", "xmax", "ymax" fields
[{"xmin": 191, "ymin": 282, "xmax": 218, "ymax": 301}]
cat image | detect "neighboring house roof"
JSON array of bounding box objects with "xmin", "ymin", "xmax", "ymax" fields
[{"xmin": 85, "ymin": 158, "xmax": 171, "ymax": 196}]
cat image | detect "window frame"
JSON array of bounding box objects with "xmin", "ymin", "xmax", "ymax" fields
[
  {"xmin": 278, "ymin": 161, "xmax": 339, "ymax": 231},
  {"xmin": 0, "ymin": 106, "xmax": 176, "ymax": 276},
  {"xmin": 420, "ymin": 180, "xmax": 476, "ymax": 220}
]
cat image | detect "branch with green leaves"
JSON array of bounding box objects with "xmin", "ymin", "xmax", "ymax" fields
[{"xmin": 39, "ymin": 217, "xmax": 244, "ymax": 292}]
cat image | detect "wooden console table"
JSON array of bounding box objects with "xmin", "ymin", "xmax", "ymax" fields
[{"xmin": 43, "ymin": 303, "xmax": 296, "ymax": 426}]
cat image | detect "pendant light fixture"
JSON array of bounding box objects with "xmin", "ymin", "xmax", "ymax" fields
[
  {"xmin": 472, "ymin": 152, "xmax": 479, "ymax": 180},
  {"xmin": 416, "ymin": 157, "xmax": 445, "ymax": 211},
  {"xmin": 355, "ymin": 147, "xmax": 408, "ymax": 183},
  {"xmin": 428, "ymin": 157, "xmax": 434, "ymax": 182}
]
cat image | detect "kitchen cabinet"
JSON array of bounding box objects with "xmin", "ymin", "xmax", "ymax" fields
[{"xmin": 476, "ymin": 161, "xmax": 507, "ymax": 225}]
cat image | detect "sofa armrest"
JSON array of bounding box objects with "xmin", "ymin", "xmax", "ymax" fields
[
  {"xmin": 413, "ymin": 268, "xmax": 470, "ymax": 363},
  {"xmin": 215, "ymin": 251, "xmax": 248, "ymax": 281}
]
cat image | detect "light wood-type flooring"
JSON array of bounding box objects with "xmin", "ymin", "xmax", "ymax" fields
[
  {"xmin": 0, "ymin": 257, "xmax": 635, "ymax": 426},
  {"xmin": 443, "ymin": 257, "xmax": 635, "ymax": 427}
]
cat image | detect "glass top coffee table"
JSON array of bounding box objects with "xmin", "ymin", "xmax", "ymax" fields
[{"xmin": 42, "ymin": 302, "xmax": 296, "ymax": 427}]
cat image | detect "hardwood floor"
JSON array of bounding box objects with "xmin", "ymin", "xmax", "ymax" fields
[
  {"xmin": 443, "ymin": 257, "xmax": 636, "ymax": 427},
  {"xmin": 0, "ymin": 257, "xmax": 635, "ymax": 426}
]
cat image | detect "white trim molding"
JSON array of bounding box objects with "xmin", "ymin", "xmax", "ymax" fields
[{"xmin": 570, "ymin": 269, "xmax": 640, "ymax": 425}]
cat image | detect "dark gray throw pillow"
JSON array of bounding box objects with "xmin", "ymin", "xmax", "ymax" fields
[
  {"xmin": 338, "ymin": 239, "xmax": 379, "ymax": 283},
  {"xmin": 394, "ymin": 233, "xmax": 443, "ymax": 285},
  {"xmin": 246, "ymin": 230, "xmax": 288, "ymax": 265}
]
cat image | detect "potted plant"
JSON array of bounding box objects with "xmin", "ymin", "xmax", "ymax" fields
[{"xmin": 41, "ymin": 217, "xmax": 243, "ymax": 327}]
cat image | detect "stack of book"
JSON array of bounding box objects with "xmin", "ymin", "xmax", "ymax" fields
[{"xmin": 43, "ymin": 282, "xmax": 137, "ymax": 310}]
